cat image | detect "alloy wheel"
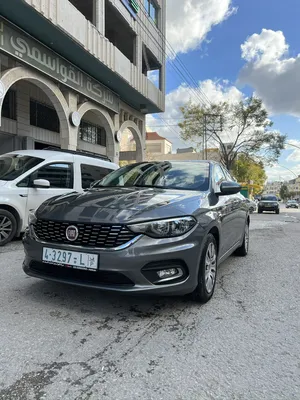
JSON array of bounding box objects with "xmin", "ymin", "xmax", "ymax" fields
[
  {"xmin": 0, "ymin": 216, "xmax": 13, "ymax": 243},
  {"xmin": 205, "ymin": 242, "xmax": 217, "ymax": 293}
]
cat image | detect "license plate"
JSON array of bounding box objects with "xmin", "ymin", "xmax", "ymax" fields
[{"xmin": 42, "ymin": 247, "xmax": 98, "ymax": 270}]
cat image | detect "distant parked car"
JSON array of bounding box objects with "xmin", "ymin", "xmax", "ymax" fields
[
  {"xmin": 286, "ymin": 200, "xmax": 299, "ymax": 209},
  {"xmin": 258, "ymin": 195, "xmax": 280, "ymax": 214}
]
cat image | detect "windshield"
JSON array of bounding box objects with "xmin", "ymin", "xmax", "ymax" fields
[
  {"xmin": 261, "ymin": 195, "xmax": 277, "ymax": 201},
  {"xmin": 95, "ymin": 162, "xmax": 210, "ymax": 191},
  {"xmin": 0, "ymin": 155, "xmax": 43, "ymax": 181}
]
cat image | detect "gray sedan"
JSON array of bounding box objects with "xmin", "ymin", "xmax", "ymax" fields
[{"xmin": 23, "ymin": 161, "xmax": 249, "ymax": 303}]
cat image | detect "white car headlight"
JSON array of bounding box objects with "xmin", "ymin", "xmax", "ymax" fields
[
  {"xmin": 128, "ymin": 216, "xmax": 197, "ymax": 239},
  {"xmin": 28, "ymin": 209, "xmax": 37, "ymax": 225}
]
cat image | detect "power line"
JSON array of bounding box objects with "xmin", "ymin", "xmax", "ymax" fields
[{"xmin": 134, "ymin": 2, "xmax": 212, "ymax": 107}]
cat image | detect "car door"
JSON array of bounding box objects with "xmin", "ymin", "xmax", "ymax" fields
[
  {"xmin": 221, "ymin": 166, "xmax": 245, "ymax": 245},
  {"xmin": 212, "ymin": 164, "xmax": 238, "ymax": 257},
  {"xmin": 7, "ymin": 180, "xmax": 29, "ymax": 232},
  {"xmin": 24, "ymin": 162, "xmax": 75, "ymax": 222}
]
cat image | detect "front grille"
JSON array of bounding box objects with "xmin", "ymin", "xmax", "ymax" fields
[
  {"xmin": 34, "ymin": 219, "xmax": 137, "ymax": 248},
  {"xmin": 30, "ymin": 261, "xmax": 134, "ymax": 286}
]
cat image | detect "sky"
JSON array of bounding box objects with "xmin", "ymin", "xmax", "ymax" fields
[{"xmin": 146, "ymin": 0, "xmax": 300, "ymax": 182}]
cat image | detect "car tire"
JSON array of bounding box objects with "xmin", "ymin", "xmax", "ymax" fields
[
  {"xmin": 0, "ymin": 209, "xmax": 17, "ymax": 246},
  {"xmin": 191, "ymin": 234, "xmax": 218, "ymax": 303},
  {"xmin": 276, "ymin": 209, "xmax": 280, "ymax": 214},
  {"xmin": 258, "ymin": 209, "xmax": 262, "ymax": 214},
  {"xmin": 235, "ymin": 223, "xmax": 249, "ymax": 257}
]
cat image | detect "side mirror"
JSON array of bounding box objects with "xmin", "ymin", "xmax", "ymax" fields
[
  {"xmin": 33, "ymin": 179, "xmax": 50, "ymax": 188},
  {"xmin": 218, "ymin": 181, "xmax": 241, "ymax": 196}
]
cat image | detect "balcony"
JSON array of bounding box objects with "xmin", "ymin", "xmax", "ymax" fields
[{"xmin": 0, "ymin": 0, "xmax": 165, "ymax": 113}]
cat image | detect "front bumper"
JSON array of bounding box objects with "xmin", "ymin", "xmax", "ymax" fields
[
  {"xmin": 259, "ymin": 204, "xmax": 279, "ymax": 211},
  {"xmin": 22, "ymin": 229, "xmax": 205, "ymax": 296}
]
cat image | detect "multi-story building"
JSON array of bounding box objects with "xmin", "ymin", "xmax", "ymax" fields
[
  {"xmin": 264, "ymin": 176, "xmax": 300, "ymax": 197},
  {"xmin": 145, "ymin": 131, "xmax": 172, "ymax": 156},
  {"xmin": 151, "ymin": 148, "xmax": 221, "ymax": 162},
  {"xmin": 176, "ymin": 147, "xmax": 196, "ymax": 154},
  {"xmin": 287, "ymin": 176, "xmax": 300, "ymax": 195},
  {"xmin": 120, "ymin": 130, "xmax": 171, "ymax": 163},
  {"xmin": 0, "ymin": 0, "xmax": 166, "ymax": 163},
  {"xmin": 264, "ymin": 181, "xmax": 283, "ymax": 195}
]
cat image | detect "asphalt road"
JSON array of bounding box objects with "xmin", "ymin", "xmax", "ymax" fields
[{"xmin": 0, "ymin": 206, "xmax": 299, "ymax": 400}]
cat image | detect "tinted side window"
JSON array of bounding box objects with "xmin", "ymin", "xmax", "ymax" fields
[
  {"xmin": 214, "ymin": 165, "xmax": 226, "ymax": 191},
  {"xmin": 81, "ymin": 164, "xmax": 113, "ymax": 189},
  {"xmin": 31, "ymin": 163, "xmax": 73, "ymax": 188}
]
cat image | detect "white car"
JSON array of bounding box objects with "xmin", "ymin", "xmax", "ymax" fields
[{"xmin": 0, "ymin": 149, "xmax": 118, "ymax": 245}]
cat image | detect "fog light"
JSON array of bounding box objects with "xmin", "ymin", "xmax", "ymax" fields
[{"xmin": 157, "ymin": 268, "xmax": 179, "ymax": 279}]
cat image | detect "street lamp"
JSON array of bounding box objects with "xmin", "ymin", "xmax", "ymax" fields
[
  {"xmin": 276, "ymin": 163, "xmax": 298, "ymax": 178},
  {"xmin": 286, "ymin": 142, "xmax": 300, "ymax": 151}
]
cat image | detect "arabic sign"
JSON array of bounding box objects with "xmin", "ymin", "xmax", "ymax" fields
[{"xmin": 0, "ymin": 18, "xmax": 119, "ymax": 113}]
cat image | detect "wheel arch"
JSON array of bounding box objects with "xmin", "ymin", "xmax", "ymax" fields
[{"xmin": 207, "ymin": 225, "xmax": 220, "ymax": 254}]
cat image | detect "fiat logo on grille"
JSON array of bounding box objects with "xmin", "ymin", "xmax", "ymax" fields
[{"xmin": 66, "ymin": 225, "xmax": 79, "ymax": 241}]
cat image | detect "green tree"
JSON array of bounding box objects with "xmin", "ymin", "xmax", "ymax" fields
[
  {"xmin": 178, "ymin": 96, "xmax": 286, "ymax": 170},
  {"xmin": 280, "ymin": 185, "xmax": 290, "ymax": 200},
  {"xmin": 232, "ymin": 154, "xmax": 267, "ymax": 187}
]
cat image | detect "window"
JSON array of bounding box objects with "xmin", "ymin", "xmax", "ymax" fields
[
  {"xmin": 79, "ymin": 120, "xmax": 106, "ymax": 147},
  {"xmin": 30, "ymin": 99, "xmax": 60, "ymax": 133},
  {"xmin": 214, "ymin": 165, "xmax": 226, "ymax": 191},
  {"xmin": 0, "ymin": 154, "xmax": 43, "ymax": 181},
  {"xmin": 144, "ymin": 0, "xmax": 158, "ymax": 25},
  {"xmin": 105, "ymin": 1, "xmax": 136, "ymax": 64},
  {"xmin": 31, "ymin": 163, "xmax": 73, "ymax": 189},
  {"xmin": 2, "ymin": 90, "xmax": 16, "ymax": 120},
  {"xmin": 81, "ymin": 164, "xmax": 113, "ymax": 189},
  {"xmin": 261, "ymin": 195, "xmax": 277, "ymax": 201},
  {"xmin": 69, "ymin": 0, "xmax": 93, "ymax": 23},
  {"xmin": 97, "ymin": 162, "xmax": 210, "ymax": 191}
]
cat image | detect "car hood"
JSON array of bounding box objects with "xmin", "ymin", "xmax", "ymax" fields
[
  {"xmin": 0, "ymin": 180, "xmax": 8, "ymax": 188},
  {"xmin": 36, "ymin": 187, "xmax": 209, "ymax": 224}
]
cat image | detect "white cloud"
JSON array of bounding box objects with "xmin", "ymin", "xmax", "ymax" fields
[
  {"xmin": 286, "ymin": 139, "xmax": 300, "ymax": 162},
  {"xmin": 146, "ymin": 79, "xmax": 244, "ymax": 151},
  {"xmin": 147, "ymin": 70, "xmax": 159, "ymax": 85},
  {"xmin": 239, "ymin": 29, "xmax": 300, "ymax": 116},
  {"xmin": 167, "ymin": 0, "xmax": 237, "ymax": 55},
  {"xmin": 265, "ymin": 164, "xmax": 300, "ymax": 182}
]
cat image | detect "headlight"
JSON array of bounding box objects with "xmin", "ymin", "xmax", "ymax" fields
[
  {"xmin": 128, "ymin": 216, "xmax": 197, "ymax": 238},
  {"xmin": 28, "ymin": 209, "xmax": 37, "ymax": 225}
]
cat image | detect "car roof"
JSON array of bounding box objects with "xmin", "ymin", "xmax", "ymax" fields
[
  {"xmin": 6, "ymin": 150, "xmax": 118, "ymax": 169},
  {"xmin": 127, "ymin": 160, "xmax": 217, "ymax": 167}
]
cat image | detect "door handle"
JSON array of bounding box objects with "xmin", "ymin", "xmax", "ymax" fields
[{"xmin": 19, "ymin": 194, "xmax": 28, "ymax": 198}]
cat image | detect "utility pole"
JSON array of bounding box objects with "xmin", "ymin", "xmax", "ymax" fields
[{"xmin": 203, "ymin": 114, "xmax": 223, "ymax": 160}]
